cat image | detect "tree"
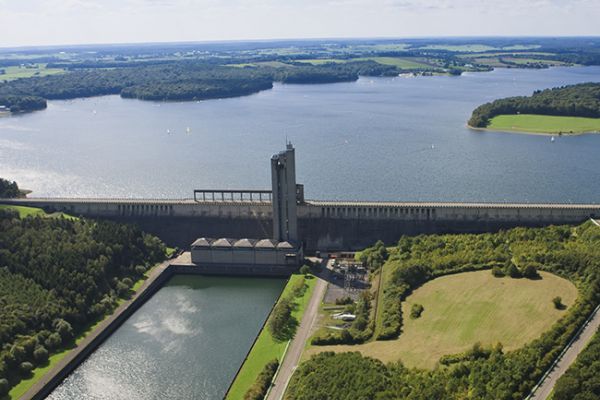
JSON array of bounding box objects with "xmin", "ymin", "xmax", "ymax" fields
[
  {"xmin": 299, "ymin": 265, "xmax": 311, "ymax": 276},
  {"xmin": 553, "ymin": 296, "xmax": 564, "ymax": 309},
  {"xmin": 506, "ymin": 263, "xmax": 521, "ymax": 278},
  {"xmin": 0, "ymin": 178, "xmax": 20, "ymax": 198},
  {"xmin": 33, "ymin": 346, "xmax": 49, "ymax": 363},
  {"xmin": 522, "ymin": 264, "xmax": 540, "ymax": 279}
]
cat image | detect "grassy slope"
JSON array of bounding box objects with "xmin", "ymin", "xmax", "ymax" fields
[
  {"xmin": 306, "ymin": 270, "xmax": 577, "ymax": 369},
  {"xmin": 226, "ymin": 274, "xmax": 317, "ymax": 400},
  {"xmin": 487, "ymin": 114, "xmax": 600, "ymax": 134}
]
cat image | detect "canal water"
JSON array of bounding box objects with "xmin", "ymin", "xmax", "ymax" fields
[
  {"xmin": 47, "ymin": 276, "xmax": 285, "ymax": 400},
  {"xmin": 1, "ymin": 66, "xmax": 600, "ymax": 203}
]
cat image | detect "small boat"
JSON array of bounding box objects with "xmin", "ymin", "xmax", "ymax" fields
[
  {"xmin": 166, "ymin": 129, "xmax": 171, "ymax": 135},
  {"xmin": 186, "ymin": 127, "xmax": 191, "ymax": 134},
  {"xmin": 551, "ymin": 136, "xmax": 555, "ymax": 142}
]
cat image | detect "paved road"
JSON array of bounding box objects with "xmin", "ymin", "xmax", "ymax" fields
[
  {"xmin": 528, "ymin": 304, "xmax": 600, "ymax": 400},
  {"xmin": 267, "ymin": 276, "xmax": 327, "ymax": 400}
]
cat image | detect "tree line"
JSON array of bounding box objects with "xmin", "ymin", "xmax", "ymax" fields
[
  {"xmin": 286, "ymin": 222, "xmax": 600, "ymax": 400},
  {"xmin": 0, "ymin": 208, "xmax": 166, "ymax": 396},
  {"xmin": 0, "ymin": 178, "xmax": 20, "ymax": 198},
  {"xmin": 0, "ymin": 60, "xmax": 399, "ymax": 113},
  {"xmin": 468, "ymin": 82, "xmax": 600, "ymax": 127}
]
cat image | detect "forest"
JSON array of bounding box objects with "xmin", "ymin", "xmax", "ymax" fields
[
  {"xmin": 286, "ymin": 222, "xmax": 600, "ymax": 400},
  {"xmin": 0, "ymin": 208, "xmax": 167, "ymax": 396},
  {"xmin": 468, "ymin": 83, "xmax": 600, "ymax": 128},
  {"xmin": 0, "ymin": 60, "xmax": 396, "ymax": 112}
]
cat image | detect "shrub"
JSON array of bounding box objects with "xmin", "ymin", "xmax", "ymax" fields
[
  {"xmin": 335, "ymin": 296, "xmax": 353, "ymax": 305},
  {"xmin": 506, "ymin": 263, "xmax": 521, "ymax": 278},
  {"xmin": 291, "ymin": 277, "xmax": 307, "ymax": 297},
  {"xmin": 244, "ymin": 359, "xmax": 279, "ymax": 400},
  {"xmin": 299, "ymin": 265, "xmax": 311, "ymax": 276},
  {"xmin": 44, "ymin": 332, "xmax": 62, "ymax": 350},
  {"xmin": 410, "ymin": 304, "xmax": 424, "ymax": 319},
  {"xmin": 0, "ymin": 378, "xmax": 9, "ymax": 396},
  {"xmin": 53, "ymin": 319, "xmax": 73, "ymax": 342},
  {"xmin": 553, "ymin": 296, "xmax": 564, "ymax": 309},
  {"xmin": 19, "ymin": 361, "xmax": 33, "ymax": 375},
  {"xmin": 268, "ymin": 298, "xmax": 294, "ymax": 341},
  {"xmin": 522, "ymin": 264, "xmax": 540, "ymax": 279},
  {"xmin": 491, "ymin": 266, "xmax": 505, "ymax": 277},
  {"xmin": 33, "ymin": 346, "xmax": 49, "ymax": 363}
]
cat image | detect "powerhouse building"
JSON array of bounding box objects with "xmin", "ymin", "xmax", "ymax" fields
[{"xmin": 190, "ymin": 143, "xmax": 303, "ymax": 273}]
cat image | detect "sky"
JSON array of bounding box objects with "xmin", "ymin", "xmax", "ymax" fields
[{"xmin": 0, "ymin": 0, "xmax": 599, "ymax": 48}]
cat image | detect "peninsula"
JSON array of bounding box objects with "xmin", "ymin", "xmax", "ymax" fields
[{"xmin": 468, "ymin": 83, "xmax": 600, "ymax": 135}]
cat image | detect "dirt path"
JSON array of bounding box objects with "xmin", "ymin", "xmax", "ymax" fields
[
  {"xmin": 528, "ymin": 303, "xmax": 600, "ymax": 400},
  {"xmin": 267, "ymin": 276, "xmax": 327, "ymax": 400}
]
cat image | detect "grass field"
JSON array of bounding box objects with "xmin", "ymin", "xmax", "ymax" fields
[
  {"xmin": 0, "ymin": 64, "xmax": 65, "ymax": 81},
  {"xmin": 487, "ymin": 114, "xmax": 600, "ymax": 134},
  {"xmin": 0, "ymin": 204, "xmax": 78, "ymax": 220},
  {"xmin": 306, "ymin": 270, "xmax": 577, "ymax": 369},
  {"xmin": 225, "ymin": 274, "xmax": 317, "ymax": 400}
]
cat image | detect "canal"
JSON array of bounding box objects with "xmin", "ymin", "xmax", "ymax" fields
[{"xmin": 47, "ymin": 275, "xmax": 285, "ymax": 400}]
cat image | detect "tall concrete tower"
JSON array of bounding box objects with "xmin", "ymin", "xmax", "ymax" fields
[{"xmin": 271, "ymin": 143, "xmax": 298, "ymax": 243}]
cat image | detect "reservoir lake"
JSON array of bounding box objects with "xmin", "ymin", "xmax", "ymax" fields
[
  {"xmin": 47, "ymin": 276, "xmax": 285, "ymax": 400},
  {"xmin": 1, "ymin": 66, "xmax": 600, "ymax": 203}
]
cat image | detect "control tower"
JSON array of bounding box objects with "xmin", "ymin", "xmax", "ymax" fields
[{"xmin": 271, "ymin": 143, "xmax": 299, "ymax": 243}]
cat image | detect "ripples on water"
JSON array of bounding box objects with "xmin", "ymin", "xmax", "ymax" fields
[
  {"xmin": 1, "ymin": 66, "xmax": 600, "ymax": 202},
  {"xmin": 48, "ymin": 276, "xmax": 285, "ymax": 400}
]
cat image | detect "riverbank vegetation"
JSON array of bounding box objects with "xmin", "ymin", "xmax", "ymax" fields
[
  {"xmin": 226, "ymin": 274, "xmax": 316, "ymax": 400},
  {"xmin": 0, "ymin": 206, "xmax": 167, "ymax": 398},
  {"xmin": 468, "ymin": 83, "xmax": 600, "ymax": 131},
  {"xmin": 287, "ymin": 222, "xmax": 600, "ymax": 400}
]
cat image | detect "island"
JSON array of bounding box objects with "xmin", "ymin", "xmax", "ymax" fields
[{"xmin": 468, "ymin": 83, "xmax": 600, "ymax": 134}]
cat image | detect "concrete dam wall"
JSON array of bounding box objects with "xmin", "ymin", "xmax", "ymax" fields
[{"xmin": 3, "ymin": 198, "xmax": 599, "ymax": 251}]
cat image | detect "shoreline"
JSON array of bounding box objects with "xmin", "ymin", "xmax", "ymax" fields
[{"xmin": 467, "ymin": 124, "xmax": 600, "ymax": 137}]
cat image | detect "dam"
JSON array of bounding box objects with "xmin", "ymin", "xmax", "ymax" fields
[
  {"xmin": 2, "ymin": 144, "xmax": 599, "ymax": 251},
  {"xmin": 3, "ymin": 197, "xmax": 599, "ymax": 251}
]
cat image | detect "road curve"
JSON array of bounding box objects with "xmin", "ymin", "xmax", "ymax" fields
[
  {"xmin": 528, "ymin": 303, "xmax": 600, "ymax": 400},
  {"xmin": 267, "ymin": 276, "xmax": 327, "ymax": 400}
]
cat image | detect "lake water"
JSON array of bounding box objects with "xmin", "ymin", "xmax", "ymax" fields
[
  {"xmin": 1, "ymin": 66, "xmax": 600, "ymax": 202},
  {"xmin": 47, "ymin": 276, "xmax": 285, "ymax": 400}
]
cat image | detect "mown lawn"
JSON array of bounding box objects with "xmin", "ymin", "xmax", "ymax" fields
[
  {"xmin": 226, "ymin": 274, "xmax": 317, "ymax": 400},
  {"xmin": 306, "ymin": 270, "xmax": 577, "ymax": 369},
  {"xmin": 487, "ymin": 114, "xmax": 600, "ymax": 134}
]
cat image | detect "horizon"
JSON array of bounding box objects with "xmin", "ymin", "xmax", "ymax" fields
[
  {"xmin": 1, "ymin": 0, "xmax": 599, "ymax": 48},
  {"xmin": 2, "ymin": 34, "xmax": 600, "ymax": 52}
]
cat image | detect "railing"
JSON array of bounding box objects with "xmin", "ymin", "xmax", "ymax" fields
[{"xmin": 193, "ymin": 189, "xmax": 272, "ymax": 202}]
